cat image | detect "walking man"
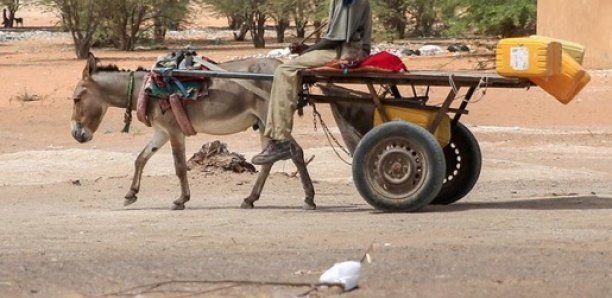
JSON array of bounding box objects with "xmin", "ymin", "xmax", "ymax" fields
[{"xmin": 252, "ymin": 0, "xmax": 372, "ymax": 165}]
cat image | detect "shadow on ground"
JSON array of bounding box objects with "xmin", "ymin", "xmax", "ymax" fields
[
  {"xmin": 430, "ymin": 195, "xmax": 612, "ymax": 212},
  {"xmin": 116, "ymin": 196, "xmax": 612, "ymax": 213}
]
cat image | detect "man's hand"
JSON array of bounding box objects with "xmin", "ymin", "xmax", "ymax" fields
[{"xmin": 289, "ymin": 42, "xmax": 310, "ymax": 55}]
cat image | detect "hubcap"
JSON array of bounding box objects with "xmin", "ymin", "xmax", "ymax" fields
[{"xmin": 366, "ymin": 138, "xmax": 428, "ymax": 200}]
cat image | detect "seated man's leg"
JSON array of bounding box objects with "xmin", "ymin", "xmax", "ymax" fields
[{"xmin": 253, "ymin": 49, "xmax": 337, "ymax": 165}]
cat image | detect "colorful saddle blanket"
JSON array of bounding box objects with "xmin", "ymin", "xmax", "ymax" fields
[
  {"xmin": 148, "ymin": 74, "xmax": 209, "ymax": 100},
  {"xmin": 137, "ymin": 50, "xmax": 218, "ymax": 136}
]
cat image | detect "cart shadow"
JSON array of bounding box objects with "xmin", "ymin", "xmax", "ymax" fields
[
  {"xmin": 116, "ymin": 196, "xmax": 612, "ymax": 213},
  {"xmin": 427, "ymin": 195, "xmax": 612, "ymax": 212}
]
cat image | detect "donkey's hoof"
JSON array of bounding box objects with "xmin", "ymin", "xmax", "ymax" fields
[
  {"xmin": 172, "ymin": 203, "xmax": 185, "ymax": 211},
  {"xmin": 303, "ymin": 201, "xmax": 316, "ymax": 210},
  {"xmin": 241, "ymin": 200, "xmax": 255, "ymax": 209},
  {"xmin": 124, "ymin": 196, "xmax": 138, "ymax": 206}
]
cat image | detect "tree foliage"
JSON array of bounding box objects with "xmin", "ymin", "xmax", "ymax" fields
[
  {"xmin": 36, "ymin": 0, "xmax": 536, "ymax": 57},
  {"xmin": 39, "ymin": 0, "xmax": 104, "ymax": 58},
  {"xmin": 98, "ymin": 0, "xmax": 190, "ymax": 51},
  {"xmin": 201, "ymin": 0, "xmax": 268, "ymax": 47},
  {"xmin": 39, "ymin": 0, "xmax": 190, "ymax": 56},
  {"xmin": 444, "ymin": 0, "xmax": 537, "ymax": 37},
  {"xmin": 203, "ymin": 0, "xmax": 328, "ymax": 46},
  {"xmin": 267, "ymin": 0, "xmax": 291, "ymax": 42},
  {"xmin": 371, "ymin": 0, "xmax": 410, "ymax": 39},
  {"xmin": 1, "ymin": 0, "xmax": 20, "ymax": 28},
  {"xmin": 372, "ymin": 0, "xmax": 536, "ymax": 39}
]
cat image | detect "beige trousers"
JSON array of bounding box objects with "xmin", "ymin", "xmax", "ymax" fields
[{"xmin": 264, "ymin": 49, "xmax": 338, "ymax": 140}]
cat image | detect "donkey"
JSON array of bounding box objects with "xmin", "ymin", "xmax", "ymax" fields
[{"xmin": 70, "ymin": 53, "xmax": 316, "ymax": 210}]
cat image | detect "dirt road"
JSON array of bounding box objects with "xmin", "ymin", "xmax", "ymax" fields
[{"xmin": 1, "ymin": 26, "xmax": 612, "ymax": 297}]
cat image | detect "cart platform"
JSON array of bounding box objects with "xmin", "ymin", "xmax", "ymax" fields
[{"xmin": 301, "ymin": 70, "xmax": 531, "ymax": 89}]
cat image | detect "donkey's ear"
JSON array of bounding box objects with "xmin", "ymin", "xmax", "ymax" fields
[{"xmin": 82, "ymin": 52, "xmax": 97, "ymax": 79}]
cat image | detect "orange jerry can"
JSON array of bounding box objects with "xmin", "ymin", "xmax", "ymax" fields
[
  {"xmin": 496, "ymin": 38, "xmax": 563, "ymax": 78},
  {"xmin": 530, "ymin": 51, "xmax": 591, "ymax": 104},
  {"xmin": 530, "ymin": 35, "xmax": 586, "ymax": 65}
]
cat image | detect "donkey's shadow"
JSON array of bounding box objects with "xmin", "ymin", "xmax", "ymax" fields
[{"xmin": 119, "ymin": 204, "xmax": 371, "ymax": 212}]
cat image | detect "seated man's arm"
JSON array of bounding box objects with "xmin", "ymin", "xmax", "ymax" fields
[{"xmin": 303, "ymin": 38, "xmax": 344, "ymax": 54}]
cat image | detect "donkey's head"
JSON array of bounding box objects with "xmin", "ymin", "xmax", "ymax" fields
[{"xmin": 71, "ymin": 53, "xmax": 111, "ymax": 143}]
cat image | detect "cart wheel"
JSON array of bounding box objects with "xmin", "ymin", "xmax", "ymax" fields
[
  {"xmin": 431, "ymin": 122, "xmax": 481, "ymax": 205},
  {"xmin": 352, "ymin": 121, "xmax": 445, "ymax": 212}
]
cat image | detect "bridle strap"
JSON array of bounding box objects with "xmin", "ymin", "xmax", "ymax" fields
[{"xmin": 122, "ymin": 71, "xmax": 135, "ymax": 133}]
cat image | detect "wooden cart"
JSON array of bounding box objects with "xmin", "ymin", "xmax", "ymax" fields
[{"xmin": 161, "ymin": 68, "xmax": 531, "ymax": 212}]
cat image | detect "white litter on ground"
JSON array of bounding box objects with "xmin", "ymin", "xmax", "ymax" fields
[
  {"xmin": 319, "ymin": 261, "xmax": 362, "ymax": 291},
  {"xmin": 418, "ymin": 44, "xmax": 445, "ymax": 56}
]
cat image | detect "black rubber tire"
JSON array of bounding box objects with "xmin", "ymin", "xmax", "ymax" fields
[
  {"xmin": 352, "ymin": 121, "xmax": 446, "ymax": 212},
  {"xmin": 431, "ymin": 121, "xmax": 482, "ymax": 205}
]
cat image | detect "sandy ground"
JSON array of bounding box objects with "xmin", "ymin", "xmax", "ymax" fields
[{"xmin": 1, "ymin": 10, "xmax": 612, "ymax": 298}]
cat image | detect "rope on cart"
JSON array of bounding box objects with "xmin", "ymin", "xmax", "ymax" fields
[
  {"xmin": 447, "ymin": 74, "xmax": 491, "ymax": 105},
  {"xmin": 468, "ymin": 76, "xmax": 490, "ymax": 103},
  {"xmin": 310, "ymin": 102, "xmax": 353, "ymax": 166}
]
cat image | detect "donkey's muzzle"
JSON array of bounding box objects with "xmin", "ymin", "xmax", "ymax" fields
[{"xmin": 71, "ymin": 122, "xmax": 92, "ymax": 143}]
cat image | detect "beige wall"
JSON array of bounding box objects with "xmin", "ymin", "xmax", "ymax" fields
[{"xmin": 538, "ymin": 0, "xmax": 612, "ymax": 69}]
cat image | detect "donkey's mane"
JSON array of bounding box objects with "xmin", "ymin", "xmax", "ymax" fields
[{"xmin": 96, "ymin": 64, "xmax": 149, "ymax": 73}]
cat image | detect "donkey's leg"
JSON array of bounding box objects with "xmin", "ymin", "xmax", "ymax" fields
[
  {"xmin": 289, "ymin": 138, "xmax": 316, "ymax": 210},
  {"xmin": 242, "ymin": 132, "xmax": 272, "ymax": 209},
  {"xmin": 169, "ymin": 134, "xmax": 190, "ymax": 210},
  {"xmin": 125, "ymin": 129, "xmax": 170, "ymax": 206},
  {"xmin": 241, "ymin": 163, "xmax": 272, "ymax": 209}
]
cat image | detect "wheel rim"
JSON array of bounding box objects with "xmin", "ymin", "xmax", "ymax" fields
[
  {"xmin": 443, "ymin": 141, "xmax": 462, "ymax": 184},
  {"xmin": 365, "ymin": 137, "xmax": 428, "ymax": 200}
]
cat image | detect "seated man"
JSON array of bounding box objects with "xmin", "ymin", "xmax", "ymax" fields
[{"xmin": 252, "ymin": 0, "xmax": 372, "ymax": 165}]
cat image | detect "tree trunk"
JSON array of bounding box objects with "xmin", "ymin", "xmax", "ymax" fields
[
  {"xmin": 75, "ymin": 40, "xmax": 91, "ymax": 59},
  {"xmin": 2, "ymin": 9, "xmax": 8, "ymax": 28},
  {"xmin": 294, "ymin": 1, "xmax": 306, "ymax": 38},
  {"xmin": 117, "ymin": 6, "xmax": 146, "ymax": 51},
  {"xmin": 153, "ymin": 15, "xmax": 166, "ymax": 43},
  {"xmin": 63, "ymin": 0, "xmax": 99, "ymax": 59},
  {"xmin": 295, "ymin": 21, "xmax": 306, "ymax": 38},
  {"xmin": 228, "ymin": 15, "xmax": 244, "ymax": 30},
  {"xmin": 275, "ymin": 19, "xmax": 289, "ymax": 43},
  {"xmin": 251, "ymin": 12, "xmax": 266, "ymax": 48},
  {"xmin": 313, "ymin": 20, "xmax": 322, "ymax": 41},
  {"xmin": 227, "ymin": 16, "xmax": 234, "ymax": 29},
  {"xmin": 233, "ymin": 23, "xmax": 249, "ymax": 41},
  {"xmin": 6, "ymin": 9, "xmax": 15, "ymax": 28},
  {"xmin": 396, "ymin": 21, "xmax": 406, "ymax": 39}
]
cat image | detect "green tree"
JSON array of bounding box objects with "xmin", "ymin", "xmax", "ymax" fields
[
  {"xmin": 291, "ymin": 0, "xmax": 326, "ymax": 39},
  {"xmin": 371, "ymin": 0, "xmax": 410, "ymax": 39},
  {"xmin": 444, "ymin": 0, "xmax": 537, "ymax": 37},
  {"xmin": 97, "ymin": 0, "xmax": 191, "ymax": 50},
  {"xmin": 245, "ymin": 0, "xmax": 268, "ymax": 48},
  {"xmin": 410, "ymin": 0, "xmax": 438, "ymax": 37},
  {"xmin": 201, "ymin": 0, "xmax": 268, "ymax": 47},
  {"xmin": 199, "ymin": 0, "xmax": 244, "ymax": 29},
  {"xmin": 151, "ymin": 0, "xmax": 191, "ymax": 43},
  {"xmin": 103, "ymin": 0, "xmax": 150, "ymax": 51},
  {"xmin": 1, "ymin": 0, "xmax": 20, "ymax": 28},
  {"xmin": 39, "ymin": 0, "xmax": 104, "ymax": 58},
  {"xmin": 267, "ymin": 0, "xmax": 291, "ymax": 42}
]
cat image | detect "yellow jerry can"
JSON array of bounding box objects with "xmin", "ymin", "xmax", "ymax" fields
[
  {"xmin": 530, "ymin": 51, "xmax": 591, "ymax": 104},
  {"xmin": 530, "ymin": 35, "xmax": 586, "ymax": 65},
  {"xmin": 496, "ymin": 38, "xmax": 562, "ymax": 78},
  {"xmin": 374, "ymin": 106, "xmax": 451, "ymax": 147}
]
